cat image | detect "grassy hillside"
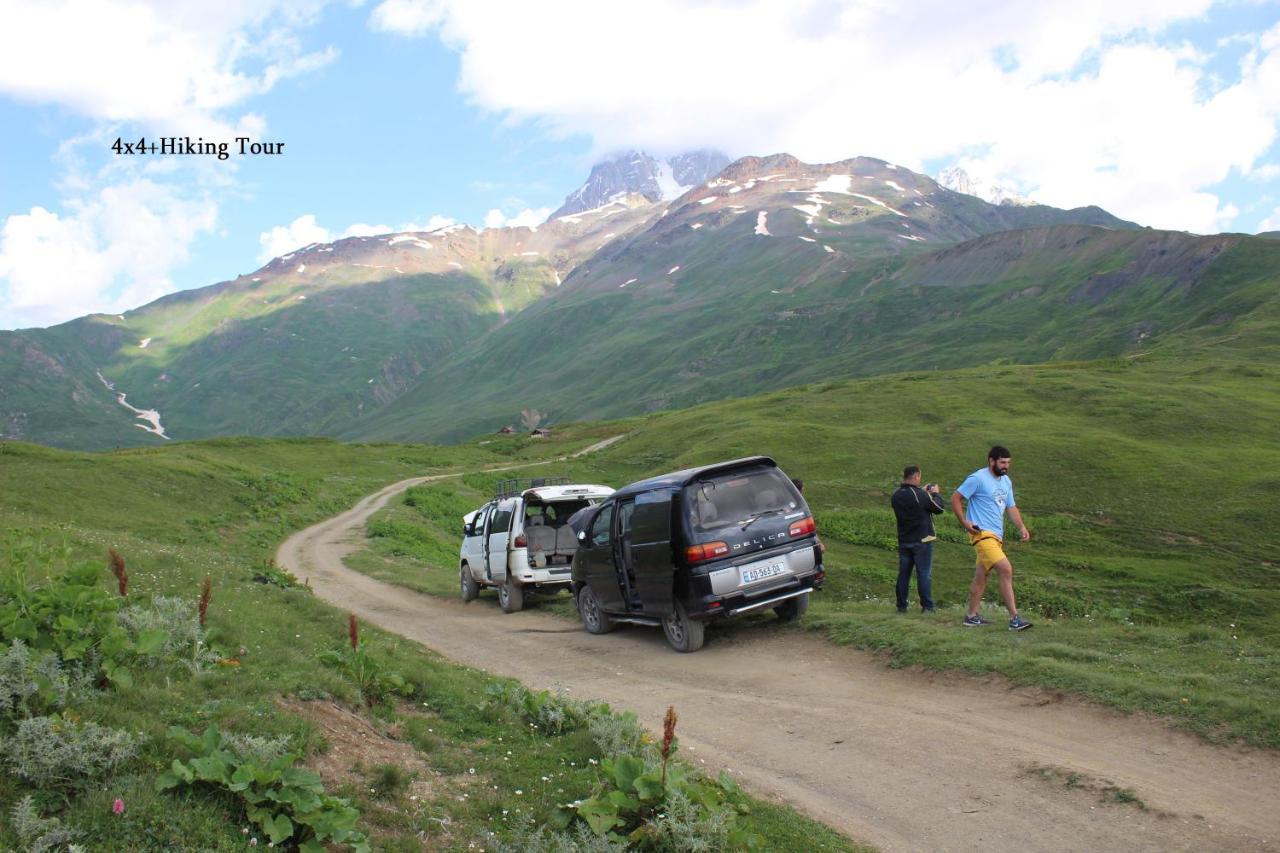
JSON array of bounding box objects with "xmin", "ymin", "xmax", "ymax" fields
[
  {"xmin": 348, "ymin": 351, "xmax": 1280, "ymax": 746},
  {"xmin": 356, "ymin": 224, "xmax": 1280, "ymax": 443},
  {"xmin": 0, "ymin": 435, "xmax": 852, "ymax": 851}
]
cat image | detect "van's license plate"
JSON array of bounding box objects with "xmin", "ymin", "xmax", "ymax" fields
[{"xmin": 740, "ymin": 561, "xmax": 787, "ymax": 585}]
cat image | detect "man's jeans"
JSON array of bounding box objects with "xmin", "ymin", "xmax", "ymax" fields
[{"xmin": 896, "ymin": 541, "xmax": 934, "ymax": 611}]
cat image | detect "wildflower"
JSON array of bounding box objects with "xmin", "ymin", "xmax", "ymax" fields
[
  {"xmin": 515, "ymin": 789, "xmax": 523, "ymax": 795},
  {"xmin": 348, "ymin": 613, "xmax": 360, "ymax": 650},
  {"xmin": 109, "ymin": 549, "xmax": 129, "ymax": 596},
  {"xmin": 112, "ymin": 798, "xmax": 125, "ymax": 815},
  {"xmin": 661, "ymin": 705, "xmax": 679, "ymax": 787},
  {"xmin": 198, "ymin": 575, "xmax": 212, "ymax": 627},
  {"xmin": 250, "ymin": 839, "xmax": 258, "ymax": 847}
]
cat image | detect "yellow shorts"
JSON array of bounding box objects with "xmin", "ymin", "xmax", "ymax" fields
[{"xmin": 969, "ymin": 532, "xmax": 1007, "ymax": 571}]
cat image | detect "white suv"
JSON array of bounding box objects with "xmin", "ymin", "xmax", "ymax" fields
[{"xmin": 459, "ymin": 477, "xmax": 614, "ymax": 612}]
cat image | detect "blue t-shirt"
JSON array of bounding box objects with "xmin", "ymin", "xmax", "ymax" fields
[{"xmin": 956, "ymin": 467, "xmax": 1015, "ymax": 539}]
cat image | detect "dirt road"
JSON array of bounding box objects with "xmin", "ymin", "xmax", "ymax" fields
[{"xmin": 278, "ymin": 450, "xmax": 1279, "ymax": 852}]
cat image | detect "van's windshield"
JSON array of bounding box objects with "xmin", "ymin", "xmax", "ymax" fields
[{"xmin": 684, "ymin": 467, "xmax": 803, "ymax": 537}]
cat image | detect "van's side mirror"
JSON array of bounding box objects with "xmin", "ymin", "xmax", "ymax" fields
[
  {"xmin": 463, "ymin": 523, "xmax": 473, "ymax": 536},
  {"xmin": 577, "ymin": 530, "xmax": 586, "ymax": 542}
]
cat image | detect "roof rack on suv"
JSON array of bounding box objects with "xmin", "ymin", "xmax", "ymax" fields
[{"xmin": 494, "ymin": 476, "xmax": 571, "ymax": 499}]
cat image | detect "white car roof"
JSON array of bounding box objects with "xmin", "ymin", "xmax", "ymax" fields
[{"xmin": 523, "ymin": 483, "xmax": 614, "ymax": 501}]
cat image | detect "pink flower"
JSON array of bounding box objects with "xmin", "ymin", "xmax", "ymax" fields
[{"xmin": 112, "ymin": 798, "xmax": 125, "ymax": 815}]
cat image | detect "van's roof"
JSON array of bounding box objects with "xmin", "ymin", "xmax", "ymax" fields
[
  {"xmin": 522, "ymin": 483, "xmax": 614, "ymax": 502},
  {"xmin": 612, "ymin": 456, "xmax": 777, "ymax": 500}
]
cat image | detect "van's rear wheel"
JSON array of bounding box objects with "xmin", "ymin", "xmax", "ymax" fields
[
  {"xmin": 774, "ymin": 592, "xmax": 810, "ymax": 621},
  {"xmin": 460, "ymin": 564, "xmax": 479, "ymax": 602},
  {"xmin": 578, "ymin": 586, "xmax": 615, "ymax": 634},
  {"xmin": 498, "ymin": 576, "xmax": 524, "ymax": 613},
  {"xmin": 662, "ymin": 601, "xmax": 705, "ymax": 653}
]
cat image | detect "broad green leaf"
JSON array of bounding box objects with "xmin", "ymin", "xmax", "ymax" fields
[
  {"xmin": 633, "ymin": 773, "xmax": 665, "ymax": 801},
  {"xmin": 606, "ymin": 754, "xmax": 645, "ymax": 793},
  {"xmin": 576, "ymin": 798, "xmax": 623, "ymax": 835},
  {"xmin": 261, "ymin": 813, "xmax": 294, "ymax": 844},
  {"xmin": 134, "ymin": 628, "xmax": 169, "ymax": 655}
]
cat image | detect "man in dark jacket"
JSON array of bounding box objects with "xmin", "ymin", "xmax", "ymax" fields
[{"xmin": 891, "ymin": 465, "xmax": 945, "ymax": 612}]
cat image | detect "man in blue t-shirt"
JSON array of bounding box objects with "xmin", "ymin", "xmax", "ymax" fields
[{"xmin": 950, "ymin": 445, "xmax": 1033, "ymax": 631}]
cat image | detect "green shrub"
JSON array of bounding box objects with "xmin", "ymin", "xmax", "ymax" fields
[
  {"xmin": 485, "ymin": 683, "xmax": 609, "ymax": 735},
  {"xmin": 318, "ymin": 615, "xmax": 414, "ymax": 706},
  {"xmin": 157, "ymin": 725, "xmax": 370, "ymax": 853},
  {"xmin": 0, "ymin": 640, "xmax": 74, "ymax": 721},
  {"xmin": 116, "ymin": 596, "xmax": 220, "ymax": 672},
  {"xmin": 1, "ymin": 714, "xmax": 143, "ymax": 788},
  {"xmin": 0, "ymin": 555, "xmax": 168, "ymax": 689},
  {"xmin": 9, "ymin": 795, "xmax": 83, "ymax": 853}
]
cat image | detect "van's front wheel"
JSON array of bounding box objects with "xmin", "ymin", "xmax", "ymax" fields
[
  {"xmin": 774, "ymin": 592, "xmax": 810, "ymax": 621},
  {"xmin": 498, "ymin": 577, "xmax": 524, "ymax": 613},
  {"xmin": 460, "ymin": 564, "xmax": 479, "ymax": 602},
  {"xmin": 662, "ymin": 601, "xmax": 705, "ymax": 653},
  {"xmin": 578, "ymin": 586, "xmax": 615, "ymax": 634}
]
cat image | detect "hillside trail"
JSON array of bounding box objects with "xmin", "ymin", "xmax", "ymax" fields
[{"xmin": 277, "ymin": 440, "xmax": 1279, "ymax": 852}]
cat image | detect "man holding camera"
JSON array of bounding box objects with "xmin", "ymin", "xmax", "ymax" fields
[
  {"xmin": 891, "ymin": 465, "xmax": 945, "ymax": 612},
  {"xmin": 951, "ymin": 444, "xmax": 1033, "ymax": 631}
]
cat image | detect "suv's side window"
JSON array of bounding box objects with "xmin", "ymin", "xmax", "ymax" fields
[
  {"xmin": 471, "ymin": 505, "xmax": 491, "ymax": 536},
  {"xmin": 489, "ymin": 504, "xmax": 513, "ymax": 537},
  {"xmin": 590, "ymin": 503, "xmax": 614, "ymax": 547}
]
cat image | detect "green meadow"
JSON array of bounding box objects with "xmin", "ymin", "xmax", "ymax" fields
[{"xmin": 0, "ymin": 436, "xmax": 852, "ymax": 851}]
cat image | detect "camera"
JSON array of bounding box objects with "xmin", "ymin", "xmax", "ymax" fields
[{"xmin": 924, "ymin": 483, "xmax": 936, "ymax": 490}]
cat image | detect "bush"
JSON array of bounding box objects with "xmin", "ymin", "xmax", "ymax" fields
[
  {"xmin": 496, "ymin": 819, "xmax": 625, "ymax": 852},
  {"xmin": 9, "ymin": 795, "xmax": 83, "ymax": 853},
  {"xmin": 158, "ymin": 725, "xmax": 370, "ymax": 853},
  {"xmin": 0, "ymin": 640, "xmax": 74, "ymax": 722},
  {"xmin": 116, "ymin": 596, "xmax": 220, "ymax": 672},
  {"xmin": 485, "ymin": 683, "xmax": 609, "ymax": 736},
  {"xmin": 1, "ymin": 714, "xmax": 142, "ymax": 788}
]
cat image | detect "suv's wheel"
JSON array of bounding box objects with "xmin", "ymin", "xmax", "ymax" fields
[
  {"xmin": 774, "ymin": 592, "xmax": 810, "ymax": 622},
  {"xmin": 460, "ymin": 564, "xmax": 479, "ymax": 602},
  {"xmin": 662, "ymin": 601, "xmax": 705, "ymax": 653},
  {"xmin": 498, "ymin": 576, "xmax": 524, "ymax": 613},
  {"xmin": 577, "ymin": 586, "xmax": 616, "ymax": 634}
]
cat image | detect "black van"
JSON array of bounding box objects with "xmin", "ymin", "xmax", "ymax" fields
[{"xmin": 570, "ymin": 456, "xmax": 824, "ymax": 652}]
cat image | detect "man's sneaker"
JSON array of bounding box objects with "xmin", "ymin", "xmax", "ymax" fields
[
  {"xmin": 963, "ymin": 614, "xmax": 991, "ymax": 627},
  {"xmin": 1008, "ymin": 615, "xmax": 1034, "ymax": 631}
]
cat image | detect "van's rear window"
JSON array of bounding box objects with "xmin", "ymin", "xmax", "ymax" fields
[{"xmin": 684, "ymin": 468, "xmax": 802, "ymax": 535}]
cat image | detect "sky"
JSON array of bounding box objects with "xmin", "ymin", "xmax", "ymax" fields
[{"xmin": 1, "ymin": 0, "xmax": 1278, "ymax": 330}]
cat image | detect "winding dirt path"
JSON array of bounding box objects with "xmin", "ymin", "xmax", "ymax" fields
[{"xmin": 278, "ymin": 443, "xmax": 1279, "ymax": 852}]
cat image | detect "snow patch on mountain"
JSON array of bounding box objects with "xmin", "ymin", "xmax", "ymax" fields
[{"xmin": 755, "ymin": 212, "xmax": 770, "ymax": 235}]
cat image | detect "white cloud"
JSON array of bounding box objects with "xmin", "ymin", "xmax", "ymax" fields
[
  {"xmin": 482, "ymin": 207, "xmax": 551, "ymax": 230},
  {"xmin": 0, "ymin": 1, "xmax": 335, "ymax": 134},
  {"xmin": 259, "ymin": 214, "xmax": 331, "ymax": 260},
  {"xmin": 0, "ymin": 181, "xmax": 218, "ymax": 329},
  {"xmin": 1258, "ymin": 206, "xmax": 1280, "ymax": 231},
  {"xmin": 370, "ymin": 0, "xmax": 1280, "ymax": 234}
]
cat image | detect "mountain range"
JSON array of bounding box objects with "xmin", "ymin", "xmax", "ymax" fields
[{"xmin": 2, "ymin": 150, "xmax": 1278, "ymax": 450}]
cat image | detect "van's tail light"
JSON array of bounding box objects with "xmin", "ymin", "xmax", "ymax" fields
[
  {"xmin": 514, "ymin": 534, "xmax": 527, "ymax": 548},
  {"xmin": 685, "ymin": 541, "xmax": 729, "ymax": 563},
  {"xmin": 789, "ymin": 516, "xmax": 817, "ymax": 537}
]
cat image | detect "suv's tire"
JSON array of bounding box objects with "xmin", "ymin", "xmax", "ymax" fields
[
  {"xmin": 460, "ymin": 564, "xmax": 479, "ymax": 602},
  {"xmin": 662, "ymin": 601, "xmax": 705, "ymax": 653},
  {"xmin": 774, "ymin": 592, "xmax": 810, "ymax": 622},
  {"xmin": 577, "ymin": 586, "xmax": 616, "ymax": 634},
  {"xmin": 498, "ymin": 576, "xmax": 524, "ymax": 613}
]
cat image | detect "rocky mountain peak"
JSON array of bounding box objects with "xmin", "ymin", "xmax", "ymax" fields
[
  {"xmin": 551, "ymin": 149, "xmax": 730, "ymax": 218},
  {"xmin": 936, "ymin": 165, "xmax": 1030, "ymax": 206}
]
